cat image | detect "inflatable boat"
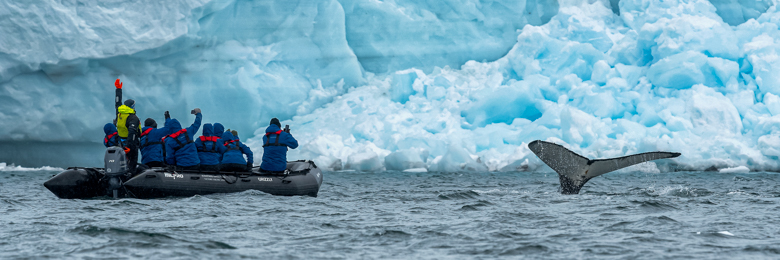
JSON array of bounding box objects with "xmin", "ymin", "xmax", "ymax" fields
[{"xmin": 44, "ymin": 147, "xmax": 323, "ymax": 199}]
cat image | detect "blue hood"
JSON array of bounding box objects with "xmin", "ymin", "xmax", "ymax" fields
[
  {"xmin": 221, "ymin": 131, "xmax": 235, "ymax": 141},
  {"xmin": 265, "ymin": 124, "xmax": 282, "ymax": 133},
  {"xmin": 104, "ymin": 123, "xmax": 117, "ymax": 135},
  {"xmin": 202, "ymin": 123, "xmax": 213, "ymax": 137},
  {"xmin": 167, "ymin": 119, "xmax": 182, "ymax": 132},
  {"xmin": 213, "ymin": 123, "xmax": 224, "ymax": 136}
]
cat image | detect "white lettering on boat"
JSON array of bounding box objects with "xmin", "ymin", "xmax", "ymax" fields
[
  {"xmin": 164, "ymin": 173, "xmax": 184, "ymax": 179},
  {"xmin": 203, "ymin": 176, "xmax": 222, "ymax": 181},
  {"xmin": 257, "ymin": 177, "xmax": 273, "ymax": 182}
]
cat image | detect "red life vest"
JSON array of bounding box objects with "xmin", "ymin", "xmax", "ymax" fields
[
  {"xmin": 200, "ymin": 136, "xmax": 219, "ymax": 142},
  {"xmin": 198, "ymin": 136, "xmax": 220, "ymax": 153},
  {"xmin": 104, "ymin": 132, "xmax": 119, "ymax": 146},
  {"xmin": 166, "ymin": 129, "xmax": 192, "ymax": 151},
  {"xmin": 139, "ymin": 128, "xmax": 164, "ymax": 149},
  {"xmin": 224, "ymin": 139, "xmax": 243, "ymax": 152},
  {"xmin": 263, "ymin": 130, "xmax": 285, "ymax": 147},
  {"xmin": 169, "ymin": 129, "xmax": 187, "ymax": 139},
  {"xmin": 141, "ymin": 128, "xmax": 153, "ymax": 137}
]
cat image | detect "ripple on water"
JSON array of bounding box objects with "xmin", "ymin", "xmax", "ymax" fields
[
  {"xmin": 605, "ymin": 216, "xmax": 680, "ymax": 234},
  {"xmin": 743, "ymin": 245, "xmax": 780, "ymax": 255},
  {"xmin": 498, "ymin": 244, "xmax": 550, "ymax": 255},
  {"xmin": 370, "ymin": 229, "xmax": 412, "ymax": 237},
  {"xmin": 733, "ymin": 176, "xmax": 750, "ymax": 182},
  {"xmin": 73, "ymin": 225, "xmax": 174, "ymax": 239},
  {"xmin": 437, "ymin": 190, "xmax": 480, "ymax": 200},
  {"xmin": 582, "ymin": 244, "xmax": 632, "ymax": 256},
  {"xmin": 69, "ymin": 225, "xmax": 236, "ymax": 253},
  {"xmin": 642, "ymin": 186, "xmax": 712, "ymax": 197},
  {"xmin": 630, "ymin": 200, "xmax": 679, "ymax": 212}
]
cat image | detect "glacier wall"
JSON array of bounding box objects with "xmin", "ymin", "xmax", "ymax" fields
[
  {"xmin": 250, "ymin": 0, "xmax": 780, "ymax": 173},
  {"xmin": 2, "ymin": 0, "xmax": 780, "ymax": 172}
]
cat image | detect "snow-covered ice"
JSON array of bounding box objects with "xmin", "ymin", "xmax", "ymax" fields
[{"xmin": 2, "ymin": 0, "xmax": 780, "ymax": 172}]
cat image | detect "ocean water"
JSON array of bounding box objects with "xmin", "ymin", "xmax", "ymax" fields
[{"xmin": 2, "ymin": 169, "xmax": 780, "ymax": 259}]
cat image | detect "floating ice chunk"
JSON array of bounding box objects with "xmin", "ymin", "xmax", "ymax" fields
[
  {"xmin": 497, "ymin": 145, "xmax": 539, "ymax": 172},
  {"xmin": 718, "ymin": 231, "xmax": 735, "ymax": 236},
  {"xmin": 718, "ymin": 166, "xmax": 750, "ymax": 173},
  {"xmin": 345, "ymin": 149, "xmax": 383, "ymax": 172},
  {"xmin": 430, "ymin": 145, "xmax": 488, "ymax": 172},
  {"xmin": 384, "ymin": 149, "xmax": 428, "ymax": 171}
]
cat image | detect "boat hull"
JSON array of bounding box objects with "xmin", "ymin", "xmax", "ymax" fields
[{"xmin": 44, "ymin": 161, "xmax": 323, "ymax": 199}]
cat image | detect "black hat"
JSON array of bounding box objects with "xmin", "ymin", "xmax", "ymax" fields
[
  {"xmin": 144, "ymin": 118, "xmax": 157, "ymax": 128},
  {"xmin": 124, "ymin": 99, "xmax": 135, "ymax": 109},
  {"xmin": 270, "ymin": 118, "xmax": 281, "ymax": 127}
]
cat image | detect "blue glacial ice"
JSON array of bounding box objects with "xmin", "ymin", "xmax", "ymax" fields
[{"xmin": 1, "ymin": 0, "xmax": 780, "ymax": 172}]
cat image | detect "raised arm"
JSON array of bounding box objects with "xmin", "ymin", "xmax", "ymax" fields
[
  {"xmin": 283, "ymin": 132, "xmax": 298, "ymax": 149},
  {"xmin": 114, "ymin": 79, "xmax": 123, "ymax": 119},
  {"xmin": 186, "ymin": 108, "xmax": 202, "ymax": 138}
]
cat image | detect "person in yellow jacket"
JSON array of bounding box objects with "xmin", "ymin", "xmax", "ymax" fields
[{"xmin": 114, "ymin": 79, "xmax": 141, "ymax": 173}]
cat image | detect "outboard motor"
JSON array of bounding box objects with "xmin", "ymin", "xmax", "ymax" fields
[{"xmin": 104, "ymin": 146, "xmax": 127, "ymax": 198}]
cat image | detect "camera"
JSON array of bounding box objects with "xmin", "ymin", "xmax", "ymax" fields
[{"xmin": 284, "ymin": 125, "xmax": 290, "ymax": 133}]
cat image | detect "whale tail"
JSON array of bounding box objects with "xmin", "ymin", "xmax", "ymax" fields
[{"xmin": 528, "ymin": 140, "xmax": 681, "ymax": 194}]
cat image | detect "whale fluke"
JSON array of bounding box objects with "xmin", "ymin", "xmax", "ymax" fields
[{"xmin": 528, "ymin": 140, "xmax": 681, "ymax": 194}]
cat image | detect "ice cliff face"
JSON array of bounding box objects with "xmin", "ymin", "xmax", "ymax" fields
[
  {"xmin": 0, "ymin": 0, "xmax": 553, "ymax": 142},
  {"xmin": 2, "ymin": 0, "xmax": 780, "ymax": 172}
]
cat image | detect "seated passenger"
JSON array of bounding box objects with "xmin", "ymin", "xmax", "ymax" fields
[
  {"xmin": 220, "ymin": 130, "xmax": 253, "ymax": 172},
  {"xmin": 139, "ymin": 112, "xmax": 172, "ymax": 167},
  {"xmin": 103, "ymin": 123, "xmax": 120, "ymax": 147},
  {"xmin": 213, "ymin": 123, "xmax": 226, "ymax": 143},
  {"xmin": 260, "ymin": 118, "xmax": 298, "ymax": 172},
  {"xmin": 195, "ymin": 123, "xmax": 225, "ymax": 172},
  {"xmin": 164, "ymin": 109, "xmax": 202, "ymax": 170},
  {"xmin": 212, "ymin": 123, "xmax": 226, "ymax": 160}
]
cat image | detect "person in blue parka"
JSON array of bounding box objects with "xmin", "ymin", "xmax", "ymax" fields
[
  {"xmin": 213, "ymin": 123, "xmax": 226, "ymax": 144},
  {"xmin": 195, "ymin": 123, "xmax": 226, "ymax": 172},
  {"xmin": 164, "ymin": 108, "xmax": 202, "ymax": 170},
  {"xmin": 212, "ymin": 123, "xmax": 226, "ymax": 159},
  {"xmin": 260, "ymin": 118, "xmax": 298, "ymax": 172},
  {"xmin": 220, "ymin": 130, "xmax": 253, "ymax": 172},
  {"xmin": 139, "ymin": 112, "xmax": 173, "ymax": 167},
  {"xmin": 103, "ymin": 123, "xmax": 120, "ymax": 147}
]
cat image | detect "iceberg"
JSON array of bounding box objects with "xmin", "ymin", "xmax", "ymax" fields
[{"xmin": 1, "ymin": 0, "xmax": 779, "ymax": 173}]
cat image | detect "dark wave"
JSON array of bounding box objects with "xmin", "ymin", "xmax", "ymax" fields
[{"xmin": 438, "ymin": 190, "xmax": 480, "ymax": 200}]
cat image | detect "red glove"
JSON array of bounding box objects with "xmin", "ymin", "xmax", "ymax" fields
[
  {"xmin": 123, "ymin": 147, "xmax": 130, "ymax": 154},
  {"xmin": 115, "ymin": 79, "xmax": 123, "ymax": 89}
]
